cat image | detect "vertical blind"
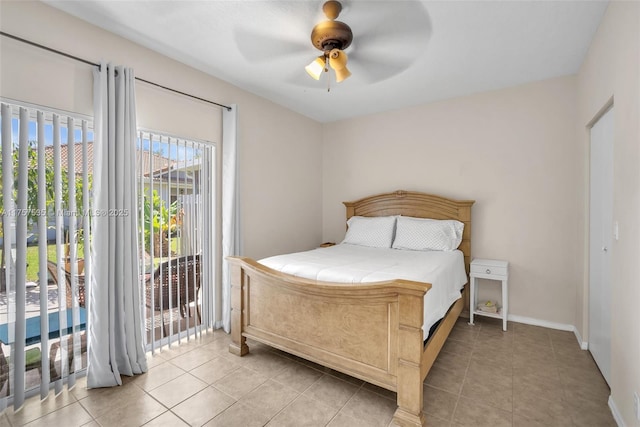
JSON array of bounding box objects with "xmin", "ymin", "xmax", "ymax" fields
[
  {"xmin": 0, "ymin": 101, "xmax": 91, "ymax": 409},
  {"xmin": 137, "ymin": 130, "xmax": 215, "ymax": 353},
  {"xmin": 0, "ymin": 101, "xmax": 218, "ymax": 408}
]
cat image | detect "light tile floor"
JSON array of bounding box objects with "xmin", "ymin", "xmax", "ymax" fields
[{"xmin": 0, "ymin": 316, "xmax": 616, "ymax": 427}]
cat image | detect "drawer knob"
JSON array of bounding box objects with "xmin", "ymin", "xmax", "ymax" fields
[{"xmin": 486, "ymin": 268, "xmax": 491, "ymax": 274}]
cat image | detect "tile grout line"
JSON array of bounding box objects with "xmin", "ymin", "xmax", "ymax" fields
[
  {"xmin": 4, "ymin": 321, "xmax": 617, "ymax": 427},
  {"xmin": 323, "ymin": 379, "xmax": 367, "ymax": 427},
  {"xmin": 442, "ymin": 318, "xmax": 481, "ymax": 426}
]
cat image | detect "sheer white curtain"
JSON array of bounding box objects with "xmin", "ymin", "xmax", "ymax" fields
[
  {"xmin": 221, "ymin": 105, "xmax": 239, "ymax": 332},
  {"xmin": 89, "ymin": 63, "xmax": 147, "ymax": 387}
]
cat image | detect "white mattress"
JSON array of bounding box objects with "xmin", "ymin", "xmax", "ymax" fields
[{"xmin": 259, "ymin": 244, "xmax": 467, "ymax": 340}]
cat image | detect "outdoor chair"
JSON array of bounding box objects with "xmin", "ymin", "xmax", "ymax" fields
[
  {"xmin": 145, "ymin": 254, "xmax": 201, "ymax": 337},
  {"xmin": 0, "ymin": 341, "xmax": 43, "ymax": 397},
  {"xmin": 0, "ymin": 342, "xmax": 7, "ymax": 395},
  {"xmin": 46, "ymin": 260, "xmax": 85, "ymax": 309},
  {"xmin": 46, "ymin": 261, "xmax": 86, "ymax": 380}
]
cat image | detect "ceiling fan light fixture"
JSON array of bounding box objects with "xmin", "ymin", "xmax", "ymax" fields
[
  {"xmin": 305, "ymin": 55, "xmax": 326, "ymax": 80},
  {"xmin": 329, "ymin": 48, "xmax": 351, "ymax": 82},
  {"xmin": 305, "ymin": 1, "xmax": 353, "ymax": 86}
]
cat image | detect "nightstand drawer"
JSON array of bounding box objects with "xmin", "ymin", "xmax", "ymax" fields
[{"xmin": 471, "ymin": 259, "xmax": 508, "ymax": 277}]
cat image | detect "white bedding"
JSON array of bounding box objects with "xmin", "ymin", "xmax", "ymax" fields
[{"xmin": 259, "ymin": 244, "xmax": 467, "ymax": 340}]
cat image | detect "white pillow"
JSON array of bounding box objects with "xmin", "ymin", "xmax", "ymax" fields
[
  {"xmin": 341, "ymin": 216, "xmax": 397, "ymax": 248},
  {"xmin": 392, "ymin": 216, "xmax": 464, "ymax": 251}
]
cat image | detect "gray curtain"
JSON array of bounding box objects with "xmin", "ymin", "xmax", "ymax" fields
[{"xmin": 88, "ymin": 63, "xmax": 147, "ymax": 387}]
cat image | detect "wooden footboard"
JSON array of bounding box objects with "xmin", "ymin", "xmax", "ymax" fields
[
  {"xmin": 229, "ymin": 256, "xmax": 452, "ymax": 427},
  {"xmin": 229, "ymin": 190, "xmax": 473, "ymax": 427}
]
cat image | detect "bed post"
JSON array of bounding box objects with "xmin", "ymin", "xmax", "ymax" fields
[
  {"xmin": 228, "ymin": 259, "xmax": 249, "ymax": 356},
  {"xmin": 393, "ymin": 293, "xmax": 427, "ymax": 427}
]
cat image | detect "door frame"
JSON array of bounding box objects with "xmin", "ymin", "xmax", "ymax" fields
[{"xmin": 582, "ymin": 97, "xmax": 614, "ymax": 361}]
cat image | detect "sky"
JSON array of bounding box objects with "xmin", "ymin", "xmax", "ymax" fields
[{"xmin": 1, "ymin": 117, "xmax": 199, "ymax": 160}]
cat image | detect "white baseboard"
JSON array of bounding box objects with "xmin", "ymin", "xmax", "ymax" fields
[
  {"xmin": 508, "ymin": 314, "xmax": 573, "ymax": 331},
  {"xmin": 572, "ymin": 326, "xmax": 589, "ymax": 350},
  {"xmin": 507, "ymin": 314, "xmax": 588, "ymax": 349},
  {"xmin": 608, "ymin": 395, "xmax": 626, "ymax": 427}
]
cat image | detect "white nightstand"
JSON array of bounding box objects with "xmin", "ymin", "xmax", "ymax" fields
[{"xmin": 469, "ymin": 258, "xmax": 509, "ymax": 331}]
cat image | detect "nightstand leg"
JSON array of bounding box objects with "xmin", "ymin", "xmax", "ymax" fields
[
  {"xmin": 469, "ymin": 276, "xmax": 476, "ymax": 326},
  {"xmin": 502, "ymin": 279, "xmax": 508, "ymax": 331}
]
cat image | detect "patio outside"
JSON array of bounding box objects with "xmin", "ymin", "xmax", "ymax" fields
[{"xmin": 0, "ymin": 130, "xmax": 204, "ymax": 396}]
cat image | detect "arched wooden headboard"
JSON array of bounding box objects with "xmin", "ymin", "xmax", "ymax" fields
[{"xmin": 343, "ymin": 190, "xmax": 475, "ymax": 275}]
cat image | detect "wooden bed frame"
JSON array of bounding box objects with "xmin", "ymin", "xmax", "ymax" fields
[{"xmin": 228, "ymin": 190, "xmax": 474, "ymax": 427}]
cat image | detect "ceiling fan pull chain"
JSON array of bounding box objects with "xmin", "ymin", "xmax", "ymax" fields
[{"xmin": 327, "ymin": 56, "xmax": 331, "ymax": 92}]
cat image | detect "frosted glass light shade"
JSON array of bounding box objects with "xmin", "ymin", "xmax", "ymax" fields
[
  {"xmin": 333, "ymin": 67, "xmax": 351, "ymax": 83},
  {"xmin": 305, "ymin": 56, "xmax": 326, "ymax": 80},
  {"xmin": 328, "ymin": 49, "xmax": 351, "ymax": 82}
]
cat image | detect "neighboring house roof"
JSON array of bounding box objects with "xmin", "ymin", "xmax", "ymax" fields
[
  {"xmin": 150, "ymin": 157, "xmax": 202, "ymax": 185},
  {"xmin": 44, "ymin": 141, "xmax": 95, "ymax": 175},
  {"xmin": 138, "ymin": 149, "xmax": 174, "ymax": 177},
  {"xmin": 44, "ymin": 142, "xmax": 172, "ymax": 176}
]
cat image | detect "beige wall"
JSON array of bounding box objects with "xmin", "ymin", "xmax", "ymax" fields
[
  {"xmin": 323, "ymin": 75, "xmax": 582, "ymax": 327},
  {"xmin": 576, "ymin": 2, "xmax": 640, "ymax": 425},
  {"xmin": 3, "ymin": 1, "xmax": 638, "ymax": 423},
  {"xmin": 0, "ymin": 1, "xmax": 324, "ymax": 261},
  {"xmin": 321, "ymin": 2, "xmax": 639, "ymax": 423}
]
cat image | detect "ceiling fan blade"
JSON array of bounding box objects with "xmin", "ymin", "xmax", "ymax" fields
[
  {"xmin": 345, "ymin": 1, "xmax": 432, "ymax": 82},
  {"xmin": 232, "ymin": 1, "xmax": 319, "ymax": 64},
  {"xmin": 348, "ymin": 1, "xmax": 432, "ymax": 44},
  {"xmin": 286, "ymin": 69, "xmax": 321, "ymax": 88},
  {"xmin": 347, "ymin": 55, "xmax": 412, "ymax": 84},
  {"xmin": 235, "ymin": 1, "xmax": 432, "ymax": 85},
  {"xmin": 234, "ymin": 28, "xmax": 310, "ymax": 63}
]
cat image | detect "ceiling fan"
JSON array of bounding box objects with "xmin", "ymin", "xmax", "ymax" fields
[
  {"xmin": 233, "ymin": 1, "xmax": 431, "ymax": 87},
  {"xmin": 304, "ymin": 1, "xmax": 353, "ymax": 84}
]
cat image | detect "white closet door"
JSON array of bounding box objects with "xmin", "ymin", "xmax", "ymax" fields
[{"xmin": 589, "ymin": 107, "xmax": 614, "ymax": 385}]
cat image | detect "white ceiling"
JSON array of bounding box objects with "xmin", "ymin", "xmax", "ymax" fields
[{"xmin": 45, "ymin": 0, "xmax": 609, "ymax": 123}]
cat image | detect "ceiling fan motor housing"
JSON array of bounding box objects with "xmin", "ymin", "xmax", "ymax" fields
[{"xmin": 311, "ymin": 20, "xmax": 353, "ymax": 53}]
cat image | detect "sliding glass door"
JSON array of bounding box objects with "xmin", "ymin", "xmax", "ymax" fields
[
  {"xmin": 0, "ymin": 103, "xmax": 218, "ymax": 407},
  {"xmin": 0, "ymin": 101, "xmax": 92, "ymax": 407},
  {"xmin": 136, "ymin": 131, "xmax": 216, "ymax": 351}
]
